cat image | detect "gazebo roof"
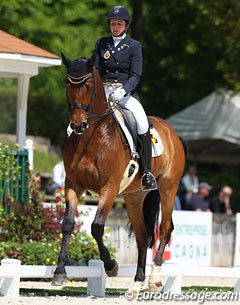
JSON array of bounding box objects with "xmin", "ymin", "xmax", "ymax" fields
[
  {"xmin": 0, "ymin": 29, "xmax": 60, "ymax": 64},
  {"xmin": 0, "ymin": 30, "xmax": 61, "ymax": 150},
  {"xmin": 167, "ymin": 90, "xmax": 240, "ymax": 164}
]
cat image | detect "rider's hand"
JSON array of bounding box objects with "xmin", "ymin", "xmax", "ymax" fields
[{"xmin": 109, "ymin": 88, "xmax": 126, "ymax": 103}]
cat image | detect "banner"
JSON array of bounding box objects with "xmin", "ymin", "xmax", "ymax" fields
[
  {"xmin": 234, "ymin": 213, "xmax": 240, "ymax": 266},
  {"xmin": 154, "ymin": 211, "xmax": 212, "ymax": 266}
]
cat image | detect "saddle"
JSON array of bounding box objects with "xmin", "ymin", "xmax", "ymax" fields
[{"xmin": 112, "ymin": 104, "xmax": 163, "ymax": 158}]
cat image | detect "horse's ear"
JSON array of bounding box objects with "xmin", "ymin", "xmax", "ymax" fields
[
  {"xmin": 87, "ymin": 54, "xmax": 95, "ymax": 71},
  {"xmin": 61, "ymin": 52, "xmax": 72, "ymax": 69}
]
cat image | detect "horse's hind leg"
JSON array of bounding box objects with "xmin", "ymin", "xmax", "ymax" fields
[
  {"xmin": 52, "ymin": 187, "xmax": 80, "ymax": 286},
  {"xmin": 148, "ymin": 182, "xmax": 177, "ymax": 292},
  {"xmin": 91, "ymin": 191, "xmax": 119, "ymax": 276},
  {"xmin": 123, "ymin": 192, "xmax": 149, "ymax": 296}
]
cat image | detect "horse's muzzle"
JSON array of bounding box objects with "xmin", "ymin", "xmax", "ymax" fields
[{"xmin": 70, "ymin": 122, "xmax": 89, "ymax": 134}]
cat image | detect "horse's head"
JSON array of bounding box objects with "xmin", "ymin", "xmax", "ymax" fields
[{"xmin": 61, "ymin": 52, "xmax": 95, "ymax": 134}]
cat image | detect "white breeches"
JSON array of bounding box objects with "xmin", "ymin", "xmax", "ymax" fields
[{"xmin": 105, "ymin": 87, "xmax": 149, "ymax": 135}]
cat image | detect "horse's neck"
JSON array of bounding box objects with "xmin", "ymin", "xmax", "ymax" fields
[
  {"xmin": 65, "ymin": 68, "xmax": 113, "ymax": 170},
  {"xmin": 66, "ymin": 115, "xmax": 116, "ymax": 172},
  {"xmin": 92, "ymin": 67, "xmax": 109, "ymax": 114}
]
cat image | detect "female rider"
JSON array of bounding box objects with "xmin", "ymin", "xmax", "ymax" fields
[{"xmin": 93, "ymin": 6, "xmax": 157, "ymax": 191}]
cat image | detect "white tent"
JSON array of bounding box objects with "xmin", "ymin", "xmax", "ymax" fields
[
  {"xmin": 0, "ymin": 30, "xmax": 61, "ymax": 148},
  {"xmin": 167, "ymin": 90, "xmax": 240, "ymax": 164}
]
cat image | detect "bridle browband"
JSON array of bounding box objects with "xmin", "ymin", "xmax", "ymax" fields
[
  {"xmin": 67, "ymin": 73, "xmax": 92, "ymax": 85},
  {"xmin": 67, "ymin": 71, "xmax": 113, "ymax": 134}
]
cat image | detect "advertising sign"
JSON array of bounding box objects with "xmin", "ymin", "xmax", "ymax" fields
[{"xmin": 153, "ymin": 211, "xmax": 213, "ymax": 266}]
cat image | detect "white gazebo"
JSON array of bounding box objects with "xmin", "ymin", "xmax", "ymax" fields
[
  {"xmin": 167, "ymin": 90, "xmax": 240, "ymax": 164},
  {"xmin": 0, "ymin": 30, "xmax": 61, "ymax": 148}
]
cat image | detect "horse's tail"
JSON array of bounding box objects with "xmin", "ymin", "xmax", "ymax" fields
[
  {"xmin": 179, "ymin": 136, "xmax": 188, "ymax": 161},
  {"xmin": 143, "ymin": 189, "xmax": 160, "ymax": 248}
]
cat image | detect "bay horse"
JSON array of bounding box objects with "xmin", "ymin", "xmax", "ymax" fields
[{"xmin": 52, "ymin": 53, "xmax": 187, "ymax": 293}]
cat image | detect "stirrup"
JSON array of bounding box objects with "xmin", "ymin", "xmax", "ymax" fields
[{"xmin": 141, "ymin": 172, "xmax": 157, "ymax": 191}]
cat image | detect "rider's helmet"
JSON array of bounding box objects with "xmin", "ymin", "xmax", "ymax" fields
[{"xmin": 107, "ymin": 6, "xmax": 131, "ymax": 24}]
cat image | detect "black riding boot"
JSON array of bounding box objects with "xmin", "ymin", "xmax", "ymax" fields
[{"xmin": 139, "ymin": 131, "xmax": 157, "ymax": 191}]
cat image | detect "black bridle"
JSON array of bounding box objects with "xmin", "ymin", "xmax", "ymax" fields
[{"xmin": 67, "ymin": 72, "xmax": 113, "ymax": 134}]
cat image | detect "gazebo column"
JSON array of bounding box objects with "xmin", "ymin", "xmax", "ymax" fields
[{"xmin": 16, "ymin": 74, "xmax": 31, "ymax": 148}]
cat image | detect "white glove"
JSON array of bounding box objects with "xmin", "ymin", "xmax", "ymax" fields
[{"xmin": 109, "ymin": 88, "xmax": 126, "ymax": 103}]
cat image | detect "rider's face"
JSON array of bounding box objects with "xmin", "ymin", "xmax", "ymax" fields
[{"xmin": 110, "ymin": 19, "xmax": 126, "ymax": 36}]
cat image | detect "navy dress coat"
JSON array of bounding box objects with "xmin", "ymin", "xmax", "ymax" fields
[{"xmin": 93, "ymin": 35, "xmax": 142, "ymax": 100}]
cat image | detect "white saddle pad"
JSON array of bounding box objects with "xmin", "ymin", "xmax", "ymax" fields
[{"xmin": 114, "ymin": 109, "xmax": 164, "ymax": 158}]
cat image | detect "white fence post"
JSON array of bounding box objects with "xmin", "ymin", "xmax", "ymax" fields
[
  {"xmin": 163, "ymin": 275, "xmax": 182, "ymax": 294},
  {"xmin": 25, "ymin": 138, "xmax": 34, "ymax": 170},
  {"xmin": 87, "ymin": 259, "xmax": 106, "ymax": 297},
  {"xmin": 0, "ymin": 258, "xmax": 21, "ymax": 297},
  {"xmin": 234, "ymin": 279, "xmax": 240, "ymax": 293}
]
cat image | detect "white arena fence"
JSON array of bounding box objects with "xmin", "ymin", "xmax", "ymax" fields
[{"xmin": 0, "ymin": 258, "xmax": 240, "ymax": 298}]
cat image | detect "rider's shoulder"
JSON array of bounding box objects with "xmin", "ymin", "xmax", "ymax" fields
[
  {"xmin": 125, "ymin": 36, "xmax": 141, "ymax": 48},
  {"xmin": 96, "ymin": 36, "xmax": 112, "ymax": 45}
]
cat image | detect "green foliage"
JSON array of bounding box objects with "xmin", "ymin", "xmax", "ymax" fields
[
  {"xmin": 0, "ymin": 137, "xmax": 60, "ymax": 174},
  {"xmin": 0, "ymin": 203, "xmax": 62, "ymax": 243},
  {"xmin": 0, "ymin": 0, "xmax": 127, "ymax": 146},
  {"xmin": 2, "ymin": 0, "xmax": 240, "ymax": 184},
  {"xmin": 0, "ymin": 80, "xmax": 17, "ymax": 134},
  {"xmin": 0, "ymin": 143, "xmax": 22, "ymax": 206},
  {"xmin": 0, "ymin": 172, "xmax": 116, "ymax": 265},
  {"xmin": 2, "ymin": 0, "xmax": 240, "ymax": 144},
  {"xmin": 68, "ymin": 228, "xmax": 116, "ymax": 265}
]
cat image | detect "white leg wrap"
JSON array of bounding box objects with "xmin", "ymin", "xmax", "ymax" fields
[
  {"xmin": 148, "ymin": 262, "xmax": 162, "ymax": 292},
  {"xmin": 127, "ymin": 281, "xmax": 144, "ymax": 299}
]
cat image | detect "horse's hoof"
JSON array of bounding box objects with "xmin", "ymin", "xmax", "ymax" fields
[
  {"xmin": 127, "ymin": 281, "xmax": 144, "ymax": 299},
  {"xmin": 51, "ymin": 273, "xmax": 68, "ymax": 286},
  {"xmin": 148, "ymin": 280, "xmax": 163, "ymax": 292},
  {"xmin": 105, "ymin": 260, "xmax": 119, "ymax": 277}
]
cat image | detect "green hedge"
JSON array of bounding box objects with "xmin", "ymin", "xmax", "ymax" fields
[{"xmin": 0, "ymin": 173, "xmax": 116, "ymax": 265}]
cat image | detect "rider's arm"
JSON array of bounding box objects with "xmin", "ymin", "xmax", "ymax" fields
[{"xmin": 122, "ymin": 39, "xmax": 142, "ymax": 95}]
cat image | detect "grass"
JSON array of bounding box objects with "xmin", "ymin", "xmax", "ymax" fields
[
  {"xmin": 20, "ymin": 285, "xmax": 234, "ymax": 297},
  {"xmin": 34, "ymin": 150, "xmax": 60, "ymax": 173},
  {"xmin": 20, "ymin": 286, "xmax": 126, "ymax": 297}
]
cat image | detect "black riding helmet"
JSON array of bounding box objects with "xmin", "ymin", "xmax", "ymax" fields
[{"xmin": 107, "ymin": 6, "xmax": 131, "ymax": 23}]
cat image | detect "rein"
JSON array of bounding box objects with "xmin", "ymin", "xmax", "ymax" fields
[{"xmin": 67, "ymin": 71, "xmax": 113, "ymax": 133}]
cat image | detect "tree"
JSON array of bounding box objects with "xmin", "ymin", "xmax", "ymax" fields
[
  {"xmin": 1, "ymin": 0, "xmax": 240, "ymax": 145},
  {"xmin": 131, "ymin": 0, "xmax": 143, "ymax": 40},
  {"xmin": 0, "ymin": 0, "xmax": 128, "ymax": 145},
  {"xmin": 140, "ymin": 0, "xmax": 240, "ymax": 117}
]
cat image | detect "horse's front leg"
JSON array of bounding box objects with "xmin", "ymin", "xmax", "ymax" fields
[
  {"xmin": 91, "ymin": 191, "xmax": 119, "ymax": 276},
  {"xmin": 52, "ymin": 187, "xmax": 80, "ymax": 286}
]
